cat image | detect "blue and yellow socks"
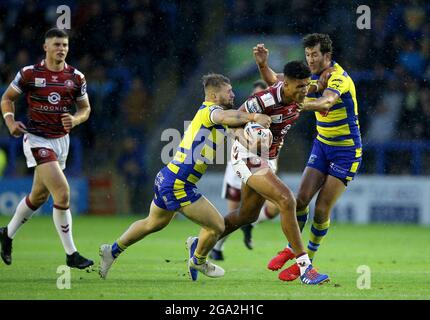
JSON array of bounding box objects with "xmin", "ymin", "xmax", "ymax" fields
[
  {"xmin": 111, "ymin": 240, "xmax": 127, "ymax": 258},
  {"xmin": 193, "ymin": 252, "xmax": 207, "ymax": 265},
  {"xmin": 307, "ymin": 220, "xmax": 330, "ymax": 260}
]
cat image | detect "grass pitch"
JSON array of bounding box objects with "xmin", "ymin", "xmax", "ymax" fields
[{"xmin": 0, "ymin": 215, "xmax": 429, "ymax": 300}]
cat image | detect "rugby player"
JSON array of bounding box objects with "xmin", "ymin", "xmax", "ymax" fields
[
  {"xmin": 0, "ymin": 28, "xmax": 93, "ymax": 269},
  {"xmin": 207, "ymin": 61, "xmax": 330, "ymax": 285},
  {"xmin": 98, "ymin": 74, "xmax": 271, "ymax": 281},
  {"xmin": 255, "ymin": 34, "xmax": 362, "ymax": 281}
]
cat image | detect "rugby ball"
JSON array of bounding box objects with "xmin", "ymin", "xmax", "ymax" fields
[{"xmin": 244, "ymin": 122, "xmax": 273, "ymax": 147}]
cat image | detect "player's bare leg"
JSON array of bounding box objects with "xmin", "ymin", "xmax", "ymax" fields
[
  {"xmin": 181, "ymin": 196, "xmax": 225, "ymax": 257},
  {"xmin": 99, "ymin": 201, "xmax": 175, "ymax": 279},
  {"xmin": 28, "ymin": 169, "xmax": 51, "ymax": 207},
  {"xmin": 245, "ymin": 167, "xmax": 328, "ymax": 284},
  {"xmin": 246, "ymin": 168, "xmax": 306, "ymax": 255},
  {"xmin": 118, "ymin": 201, "xmax": 176, "ymax": 246},
  {"xmin": 296, "ymin": 167, "xmax": 326, "ymax": 212},
  {"xmin": 180, "ymin": 196, "xmax": 225, "ymax": 280},
  {"xmin": 211, "ymin": 198, "xmax": 240, "ymax": 260},
  {"xmin": 221, "ymin": 183, "xmax": 266, "ymax": 239},
  {"xmin": 268, "ymin": 167, "xmax": 326, "ymax": 271},
  {"xmin": 278, "ymin": 169, "xmax": 341, "ymax": 282},
  {"xmin": 36, "ymin": 161, "xmax": 93, "ymax": 269},
  {"xmin": 313, "ymin": 175, "xmax": 345, "ymax": 223}
]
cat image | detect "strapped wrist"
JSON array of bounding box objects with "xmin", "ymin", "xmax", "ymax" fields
[{"xmin": 3, "ymin": 112, "xmax": 14, "ymax": 120}]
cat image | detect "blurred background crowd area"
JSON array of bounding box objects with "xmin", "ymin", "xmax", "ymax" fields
[{"xmin": 0, "ymin": 0, "xmax": 429, "ymax": 211}]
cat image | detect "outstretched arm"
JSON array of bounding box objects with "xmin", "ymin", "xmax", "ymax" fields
[
  {"xmin": 212, "ymin": 106, "xmax": 271, "ymax": 128},
  {"xmin": 253, "ymin": 44, "xmax": 283, "ymax": 86}
]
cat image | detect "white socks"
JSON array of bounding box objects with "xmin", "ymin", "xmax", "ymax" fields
[
  {"xmin": 7, "ymin": 196, "xmax": 78, "ymax": 256},
  {"xmin": 53, "ymin": 206, "xmax": 77, "ymax": 255},
  {"xmin": 7, "ymin": 196, "xmax": 37, "ymax": 239},
  {"xmin": 296, "ymin": 253, "xmax": 312, "ymax": 275}
]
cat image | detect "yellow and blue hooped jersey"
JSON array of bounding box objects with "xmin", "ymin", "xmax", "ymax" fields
[
  {"xmin": 306, "ymin": 61, "xmax": 362, "ymax": 153},
  {"xmin": 166, "ymin": 101, "xmax": 227, "ymax": 185}
]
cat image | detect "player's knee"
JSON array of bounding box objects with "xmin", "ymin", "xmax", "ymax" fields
[
  {"xmin": 209, "ymin": 219, "xmax": 225, "ymax": 237},
  {"xmin": 52, "ymin": 186, "xmax": 70, "ymax": 207},
  {"xmin": 29, "ymin": 191, "xmax": 50, "ymax": 207},
  {"xmin": 214, "ymin": 220, "xmax": 225, "ymax": 236},
  {"xmin": 277, "ymin": 196, "xmax": 296, "ymax": 214}
]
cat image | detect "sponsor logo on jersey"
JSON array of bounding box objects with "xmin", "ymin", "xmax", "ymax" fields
[
  {"xmin": 260, "ymin": 93, "xmax": 275, "ymax": 108},
  {"xmin": 280, "ymin": 124, "xmax": 292, "ymax": 135},
  {"xmin": 48, "ymin": 92, "xmax": 61, "ymax": 105},
  {"xmin": 246, "ymin": 98, "xmax": 262, "ymax": 113},
  {"xmin": 65, "ymin": 80, "xmax": 74, "ymax": 89},
  {"xmin": 35, "ymin": 78, "xmax": 46, "ymax": 87},
  {"xmin": 271, "ymin": 114, "xmax": 283, "ymax": 123}
]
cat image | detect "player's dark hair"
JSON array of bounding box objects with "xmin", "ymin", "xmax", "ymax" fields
[
  {"xmin": 283, "ymin": 61, "xmax": 311, "ymax": 79},
  {"xmin": 253, "ymin": 80, "xmax": 268, "ymax": 90},
  {"xmin": 45, "ymin": 28, "xmax": 69, "ymax": 40},
  {"xmin": 202, "ymin": 73, "xmax": 231, "ymax": 90},
  {"xmin": 303, "ymin": 33, "xmax": 332, "ymax": 54}
]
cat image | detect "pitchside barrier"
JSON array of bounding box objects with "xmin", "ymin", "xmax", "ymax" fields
[{"xmin": 197, "ymin": 173, "xmax": 430, "ymax": 225}]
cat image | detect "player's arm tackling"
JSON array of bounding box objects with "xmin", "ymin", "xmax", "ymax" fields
[
  {"xmin": 211, "ymin": 107, "xmax": 271, "ymax": 128},
  {"xmin": 300, "ymin": 89, "xmax": 339, "ymax": 113}
]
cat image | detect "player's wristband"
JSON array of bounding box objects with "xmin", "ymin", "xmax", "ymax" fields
[{"xmin": 3, "ymin": 112, "xmax": 14, "ymax": 120}]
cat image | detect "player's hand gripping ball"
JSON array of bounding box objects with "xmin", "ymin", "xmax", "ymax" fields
[{"xmin": 244, "ymin": 122, "xmax": 273, "ymax": 154}]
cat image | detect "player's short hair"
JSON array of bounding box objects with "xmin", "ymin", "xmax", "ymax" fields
[
  {"xmin": 202, "ymin": 73, "xmax": 231, "ymax": 91},
  {"xmin": 253, "ymin": 80, "xmax": 268, "ymax": 90},
  {"xmin": 45, "ymin": 28, "xmax": 69, "ymax": 40},
  {"xmin": 283, "ymin": 61, "xmax": 311, "ymax": 79},
  {"xmin": 303, "ymin": 33, "xmax": 332, "ymax": 54}
]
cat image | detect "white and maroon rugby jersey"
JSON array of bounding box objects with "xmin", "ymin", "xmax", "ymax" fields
[
  {"xmin": 11, "ymin": 60, "xmax": 87, "ymax": 138},
  {"xmin": 244, "ymin": 81, "xmax": 300, "ymax": 159}
]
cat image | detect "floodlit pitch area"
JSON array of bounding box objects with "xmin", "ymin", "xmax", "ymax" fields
[{"xmin": 0, "ymin": 216, "xmax": 428, "ymax": 300}]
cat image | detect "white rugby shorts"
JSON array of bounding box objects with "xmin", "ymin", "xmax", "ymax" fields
[
  {"xmin": 221, "ymin": 160, "xmax": 242, "ymax": 200},
  {"xmin": 23, "ymin": 133, "xmax": 70, "ymax": 170},
  {"xmin": 231, "ymin": 139, "xmax": 278, "ymax": 184}
]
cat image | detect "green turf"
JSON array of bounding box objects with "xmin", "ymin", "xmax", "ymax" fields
[{"xmin": 0, "ymin": 215, "xmax": 429, "ymax": 300}]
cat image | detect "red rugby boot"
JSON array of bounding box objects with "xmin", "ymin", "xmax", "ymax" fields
[
  {"xmin": 278, "ymin": 263, "xmax": 301, "ymax": 282},
  {"xmin": 267, "ymin": 247, "xmax": 294, "ymax": 271}
]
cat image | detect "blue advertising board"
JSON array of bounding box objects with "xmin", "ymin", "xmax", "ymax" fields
[{"xmin": 0, "ymin": 177, "xmax": 88, "ymax": 215}]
